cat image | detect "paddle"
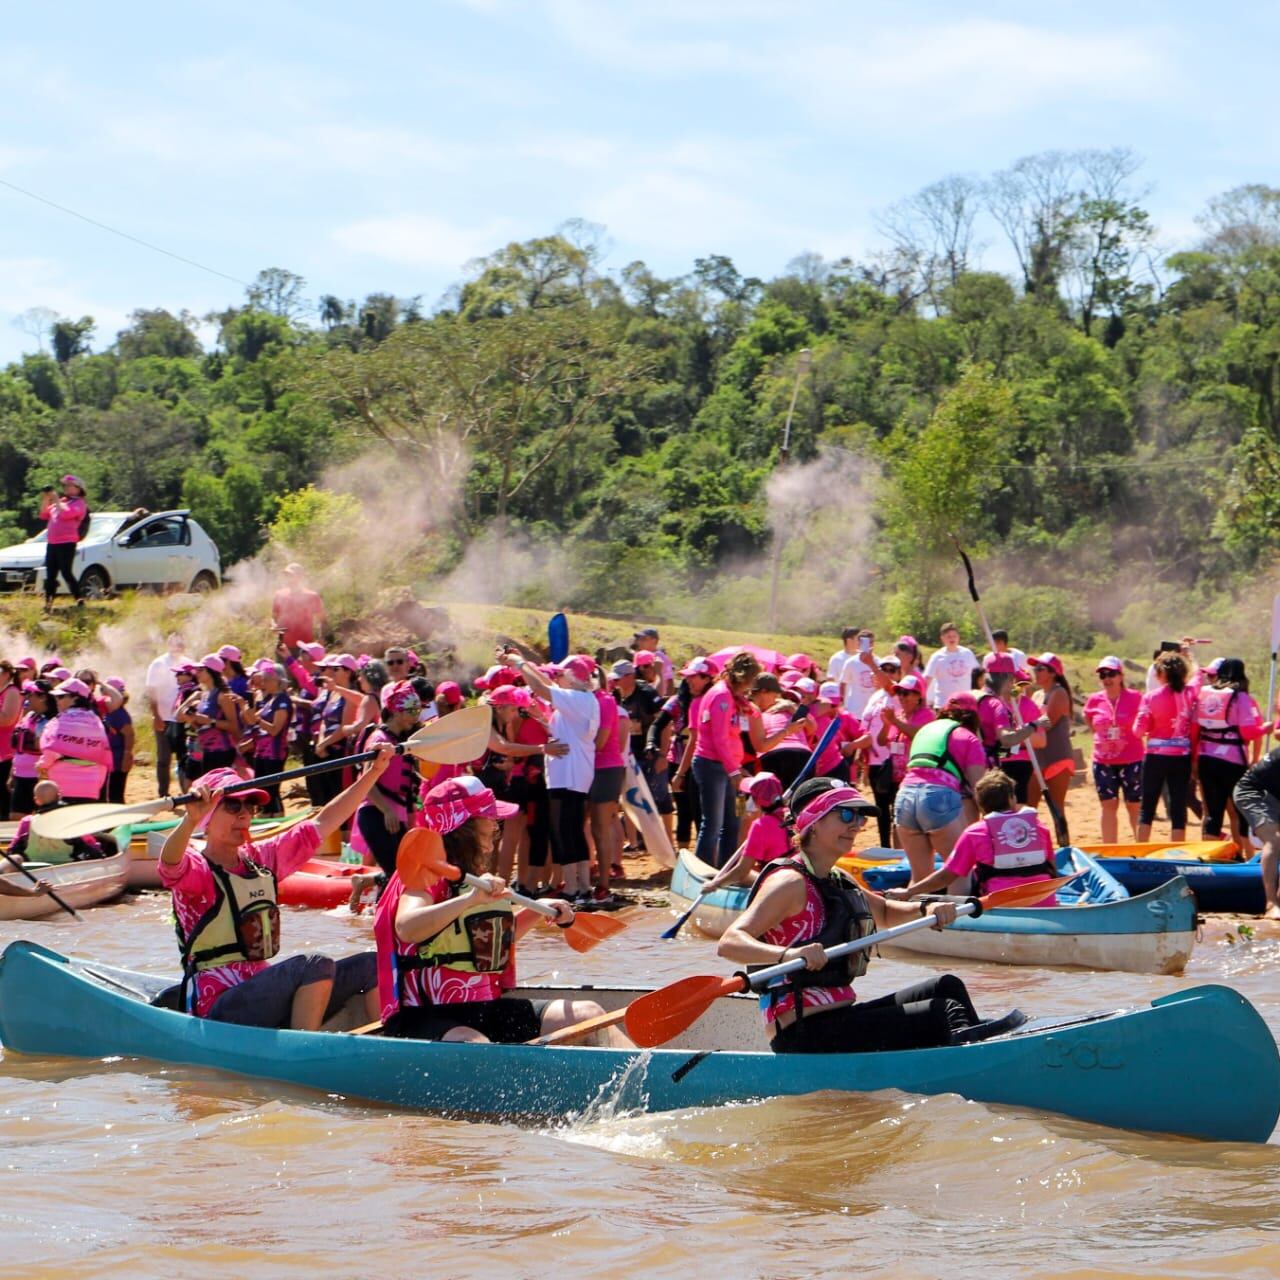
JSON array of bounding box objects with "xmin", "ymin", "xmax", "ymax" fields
[
  {"xmin": 950, "ymin": 534, "xmax": 1069, "ymax": 847},
  {"xmin": 396, "ymin": 828, "xmax": 626, "ymax": 954},
  {"xmin": 1267, "ymin": 593, "xmax": 1280, "ymax": 752},
  {"xmin": 556, "ymin": 875, "xmax": 1081, "ymax": 1050},
  {"xmin": 0, "ymin": 847, "xmax": 81, "ymax": 920},
  {"xmin": 661, "ymin": 839, "xmax": 748, "ymax": 941},
  {"xmin": 31, "ymin": 707, "xmax": 493, "ymax": 841}
]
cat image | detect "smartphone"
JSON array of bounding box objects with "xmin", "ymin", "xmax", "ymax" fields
[
  {"xmin": 859, "ymin": 635, "xmax": 872, "ymax": 653},
  {"xmin": 789, "ymin": 703, "xmax": 810, "ymax": 722},
  {"xmin": 1158, "ymin": 640, "xmax": 1180, "ymax": 654}
]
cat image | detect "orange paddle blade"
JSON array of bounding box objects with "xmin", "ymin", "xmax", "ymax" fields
[
  {"xmin": 980, "ymin": 874, "xmax": 1078, "ymax": 909},
  {"xmin": 624, "ymin": 973, "xmax": 746, "ymax": 1048},
  {"xmin": 557, "ymin": 910, "xmax": 627, "ymax": 953},
  {"xmin": 397, "ymin": 828, "xmax": 456, "ymax": 892}
]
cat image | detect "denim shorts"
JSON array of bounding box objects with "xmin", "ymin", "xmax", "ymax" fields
[{"xmin": 894, "ymin": 782, "xmax": 964, "ymax": 834}]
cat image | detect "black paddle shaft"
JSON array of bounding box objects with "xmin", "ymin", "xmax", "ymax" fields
[{"xmin": 0, "ymin": 847, "xmax": 82, "ymax": 920}]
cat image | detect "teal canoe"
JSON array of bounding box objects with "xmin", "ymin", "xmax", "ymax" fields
[{"xmin": 1, "ymin": 942, "xmax": 1277, "ymax": 1143}]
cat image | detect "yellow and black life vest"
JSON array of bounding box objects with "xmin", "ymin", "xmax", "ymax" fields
[
  {"xmin": 397, "ymin": 882, "xmax": 515, "ymax": 990},
  {"xmin": 178, "ymin": 857, "xmax": 282, "ymax": 976}
]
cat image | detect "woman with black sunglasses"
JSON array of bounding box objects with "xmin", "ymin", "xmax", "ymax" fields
[
  {"xmin": 718, "ymin": 777, "xmax": 991, "ymax": 1055},
  {"xmin": 1082, "ymin": 656, "xmax": 1144, "ymax": 843}
]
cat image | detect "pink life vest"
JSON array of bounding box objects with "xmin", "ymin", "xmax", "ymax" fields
[
  {"xmin": 38, "ymin": 707, "xmax": 112, "ymax": 797},
  {"xmin": 971, "ymin": 806, "xmax": 1056, "ymax": 895},
  {"xmin": 1195, "ymin": 685, "xmax": 1250, "ymax": 765}
]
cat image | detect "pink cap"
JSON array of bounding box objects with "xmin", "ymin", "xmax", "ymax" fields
[
  {"xmin": 61, "ymin": 474, "xmax": 85, "ymax": 492},
  {"xmin": 779, "ymin": 670, "xmax": 802, "ymax": 690},
  {"xmin": 356, "ymin": 654, "xmax": 372, "ymax": 667},
  {"xmin": 52, "ymin": 677, "xmax": 91, "ymax": 698},
  {"xmin": 680, "ymin": 656, "xmax": 717, "ymax": 678},
  {"xmin": 633, "ymin": 649, "xmax": 657, "ymax": 668},
  {"xmin": 198, "ymin": 654, "xmax": 226, "ymax": 673},
  {"xmin": 894, "ymin": 674, "xmax": 926, "ymax": 696},
  {"xmin": 198, "ymin": 767, "xmax": 270, "ymax": 806},
  {"xmin": 985, "ymin": 653, "xmax": 1016, "ymax": 675},
  {"xmin": 105, "ymin": 676, "xmax": 126, "ymax": 692},
  {"xmin": 171, "ymin": 660, "xmax": 199, "ymax": 675},
  {"xmin": 551, "ymin": 656, "xmax": 595, "ymax": 682},
  {"xmin": 1095, "ymin": 655, "xmax": 1124, "ymax": 674},
  {"xmin": 322, "ymin": 653, "xmax": 360, "ymax": 673},
  {"xmin": 739, "ymin": 771, "xmax": 784, "ymax": 808},
  {"xmin": 488, "ymin": 684, "xmax": 533, "ymax": 708},
  {"xmin": 895, "ymin": 635, "xmax": 918, "ymax": 651},
  {"xmin": 435, "ymin": 680, "xmax": 463, "ymax": 705},
  {"xmin": 406, "ymin": 650, "xmax": 420, "ymax": 667},
  {"xmin": 819, "ymin": 680, "xmax": 842, "ymax": 703},
  {"xmin": 38, "ymin": 660, "xmax": 62, "ymax": 675},
  {"xmin": 381, "ymin": 680, "xmax": 422, "ymax": 714},
  {"xmin": 1028, "ymin": 653, "xmax": 1064, "ymax": 677},
  {"xmin": 48, "ymin": 666, "xmax": 71, "ymax": 681},
  {"xmin": 793, "ymin": 784, "xmax": 878, "ymax": 835},
  {"xmin": 785, "ymin": 652, "xmax": 815, "ymax": 672},
  {"xmin": 22, "ymin": 680, "xmax": 45, "ymax": 694},
  {"xmin": 298, "ymin": 642, "xmax": 326, "ymax": 661},
  {"xmin": 423, "ymin": 775, "xmax": 519, "ymax": 823},
  {"xmin": 250, "ymin": 658, "xmax": 276, "ymax": 676},
  {"xmin": 15, "ymin": 657, "xmax": 36, "ymax": 671},
  {"xmin": 216, "ymin": 644, "xmax": 242, "ymax": 662},
  {"xmin": 945, "ymin": 692, "xmax": 980, "ymax": 713},
  {"xmin": 794, "ymin": 677, "xmax": 819, "ymax": 695},
  {"xmin": 1205, "ymin": 657, "xmax": 1224, "ymax": 676}
]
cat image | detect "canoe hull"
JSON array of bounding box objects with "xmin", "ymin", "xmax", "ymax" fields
[
  {"xmin": 1096, "ymin": 855, "xmax": 1264, "ymax": 914},
  {"xmin": 0, "ymin": 852, "xmax": 129, "ymax": 920},
  {"xmin": 668, "ymin": 849, "xmax": 750, "ymax": 938},
  {"xmin": 0, "ymin": 942, "xmax": 1276, "ymax": 1143}
]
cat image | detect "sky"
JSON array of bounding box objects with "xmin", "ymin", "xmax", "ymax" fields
[{"xmin": 2, "ymin": 0, "xmax": 1278, "ymax": 363}]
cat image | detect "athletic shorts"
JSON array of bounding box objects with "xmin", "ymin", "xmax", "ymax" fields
[
  {"xmin": 206, "ymin": 952, "xmax": 376, "ymax": 1028},
  {"xmin": 1232, "ymin": 783, "xmax": 1280, "ymax": 834},
  {"xmin": 1092, "ymin": 760, "xmax": 1142, "ymax": 804},
  {"xmin": 384, "ymin": 997, "xmax": 549, "ymax": 1043},
  {"xmin": 588, "ymin": 765, "xmax": 625, "ymax": 803},
  {"xmin": 894, "ymin": 782, "xmax": 964, "ymax": 834}
]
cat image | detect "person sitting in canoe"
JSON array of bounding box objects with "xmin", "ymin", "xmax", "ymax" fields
[
  {"xmin": 5, "ymin": 780, "xmax": 114, "ymax": 863},
  {"xmin": 159, "ymin": 751, "xmax": 394, "ymax": 1029},
  {"xmin": 718, "ymin": 776, "xmax": 985, "ymax": 1054},
  {"xmin": 374, "ymin": 776, "xmax": 633, "ymax": 1045},
  {"xmin": 893, "ymin": 769, "xmax": 1060, "ymax": 906},
  {"xmin": 700, "ymin": 772, "xmax": 793, "ymax": 893}
]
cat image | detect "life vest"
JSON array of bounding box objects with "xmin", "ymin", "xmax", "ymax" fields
[
  {"xmin": 976, "ymin": 692, "xmax": 1009, "ymax": 763},
  {"xmin": 367, "ymin": 727, "xmax": 417, "ymax": 815},
  {"xmin": 907, "ymin": 719, "xmax": 963, "ymax": 782},
  {"xmin": 391, "ymin": 879, "xmax": 515, "ymax": 1006},
  {"xmin": 745, "ymin": 856, "xmax": 875, "ymax": 1019},
  {"xmin": 196, "ymin": 688, "xmax": 235, "ymax": 753},
  {"xmin": 971, "ymin": 807, "xmax": 1056, "ymax": 893},
  {"xmin": 176, "ymin": 857, "xmax": 281, "ymax": 1009},
  {"xmin": 1196, "ymin": 687, "xmax": 1244, "ymax": 755}
]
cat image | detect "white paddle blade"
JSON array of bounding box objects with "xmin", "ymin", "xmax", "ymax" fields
[
  {"xmin": 404, "ymin": 704, "xmax": 492, "ymax": 764},
  {"xmin": 1271, "ymin": 594, "xmax": 1280, "ymax": 652},
  {"xmin": 31, "ymin": 799, "xmax": 173, "ymax": 841}
]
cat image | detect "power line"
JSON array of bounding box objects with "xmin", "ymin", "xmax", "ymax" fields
[{"xmin": 0, "ymin": 176, "xmax": 251, "ymax": 290}]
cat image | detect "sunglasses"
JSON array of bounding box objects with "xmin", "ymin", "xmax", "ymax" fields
[
  {"xmin": 220, "ymin": 797, "xmax": 261, "ymax": 815},
  {"xmin": 386, "ymin": 658, "xmax": 407, "ymax": 666},
  {"xmin": 1097, "ymin": 671, "xmax": 1121, "ymax": 679},
  {"xmin": 833, "ymin": 805, "xmax": 868, "ymax": 826}
]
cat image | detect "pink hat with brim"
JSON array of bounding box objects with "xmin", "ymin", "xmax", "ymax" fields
[
  {"xmin": 894, "ymin": 674, "xmax": 926, "ymax": 696},
  {"xmin": 819, "ymin": 681, "xmax": 842, "ymax": 703},
  {"xmin": 435, "ymin": 681, "xmax": 463, "ymax": 705},
  {"xmin": 322, "ymin": 653, "xmax": 360, "ymax": 673},
  {"xmin": 551, "ymin": 656, "xmax": 595, "ymax": 682},
  {"xmin": 633, "ymin": 649, "xmax": 657, "ymax": 667},
  {"xmin": 106, "ymin": 677, "xmax": 126, "ymax": 692},
  {"xmin": 52, "ymin": 678, "xmax": 91, "ymax": 699},
  {"xmin": 198, "ymin": 766, "xmax": 270, "ymax": 807},
  {"xmin": 422, "ymin": 775, "xmax": 520, "ymax": 827},
  {"xmin": 298, "ymin": 642, "xmax": 326, "ymax": 661},
  {"xmin": 22, "ymin": 681, "xmax": 45, "ymax": 694},
  {"xmin": 199, "ymin": 654, "xmax": 226, "ymax": 673},
  {"xmin": 16, "ymin": 657, "xmax": 36, "ymax": 671},
  {"xmin": 250, "ymin": 659, "xmax": 277, "ymax": 676},
  {"xmin": 1028, "ymin": 653, "xmax": 1064, "ymax": 677},
  {"xmin": 1095, "ymin": 655, "xmax": 1124, "ymax": 674},
  {"xmin": 984, "ymin": 654, "xmax": 1016, "ymax": 675},
  {"xmin": 217, "ymin": 645, "xmax": 242, "ymax": 662},
  {"xmin": 61, "ymin": 474, "xmax": 85, "ymax": 493},
  {"xmin": 793, "ymin": 783, "xmax": 878, "ymax": 835},
  {"xmin": 785, "ymin": 652, "xmax": 815, "ymax": 672},
  {"xmin": 794, "ymin": 677, "xmax": 819, "ymax": 695},
  {"xmin": 779, "ymin": 671, "xmax": 802, "ymax": 689},
  {"xmin": 739, "ymin": 771, "xmax": 784, "ymax": 809},
  {"xmin": 48, "ymin": 667, "xmax": 71, "ymax": 681},
  {"xmin": 381, "ymin": 680, "xmax": 422, "ymax": 714},
  {"xmin": 680, "ymin": 656, "xmax": 717, "ymax": 678},
  {"xmin": 171, "ymin": 661, "xmax": 199, "ymax": 675},
  {"xmin": 945, "ymin": 692, "xmax": 980, "ymax": 713},
  {"xmin": 488, "ymin": 685, "xmax": 533, "ymax": 708}
]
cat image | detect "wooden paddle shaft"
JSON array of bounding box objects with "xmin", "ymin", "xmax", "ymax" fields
[
  {"xmin": 745, "ymin": 901, "xmax": 978, "ymax": 990},
  {"xmin": 530, "ymin": 1006, "xmax": 626, "ymax": 1046}
]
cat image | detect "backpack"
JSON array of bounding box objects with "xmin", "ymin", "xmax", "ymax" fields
[{"xmin": 77, "ymin": 507, "xmax": 91, "ymax": 540}]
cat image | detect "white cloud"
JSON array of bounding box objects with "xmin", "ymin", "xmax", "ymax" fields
[
  {"xmin": 329, "ymin": 214, "xmax": 520, "ymax": 270},
  {"xmin": 0, "ymin": 257, "xmax": 132, "ymax": 357}
]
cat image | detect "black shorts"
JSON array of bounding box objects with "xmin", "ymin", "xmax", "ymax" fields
[
  {"xmin": 1233, "ymin": 783, "xmax": 1280, "ymax": 834},
  {"xmin": 588, "ymin": 765, "xmax": 625, "ymax": 803},
  {"xmin": 384, "ymin": 997, "xmax": 549, "ymax": 1043}
]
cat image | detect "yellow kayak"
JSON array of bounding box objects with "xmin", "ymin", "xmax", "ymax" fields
[{"xmin": 1077, "ymin": 839, "xmax": 1240, "ymax": 863}]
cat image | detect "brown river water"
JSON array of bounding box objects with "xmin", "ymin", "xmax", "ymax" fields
[{"xmin": 3, "ymin": 893, "xmax": 1280, "ymax": 1279}]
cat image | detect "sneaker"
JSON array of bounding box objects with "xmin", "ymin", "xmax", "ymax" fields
[{"xmin": 951, "ymin": 1009, "xmax": 1028, "ymax": 1045}]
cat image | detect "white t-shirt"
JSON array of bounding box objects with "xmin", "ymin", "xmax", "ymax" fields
[
  {"xmin": 827, "ymin": 648, "xmax": 854, "ymax": 681},
  {"xmin": 545, "ymin": 686, "xmax": 601, "ymax": 794},
  {"xmin": 145, "ymin": 652, "xmax": 184, "ymax": 721},
  {"xmin": 924, "ymin": 646, "xmax": 980, "ymax": 707},
  {"xmin": 862, "ymin": 688, "xmax": 893, "ymax": 766},
  {"xmin": 840, "ymin": 652, "xmax": 880, "ymax": 717}
]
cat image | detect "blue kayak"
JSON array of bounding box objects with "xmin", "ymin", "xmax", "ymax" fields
[
  {"xmin": 1093, "ymin": 853, "xmax": 1264, "ymax": 914},
  {"xmin": 1, "ymin": 942, "xmax": 1277, "ymax": 1143}
]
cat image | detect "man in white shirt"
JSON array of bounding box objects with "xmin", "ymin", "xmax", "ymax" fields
[
  {"xmin": 923, "ymin": 623, "xmax": 980, "ymax": 709},
  {"xmin": 839, "ymin": 629, "xmax": 880, "ymax": 719},
  {"xmin": 827, "ymin": 628, "xmax": 859, "ymax": 684},
  {"xmin": 982, "ymin": 628, "xmax": 1028, "ymax": 675},
  {"xmin": 145, "ymin": 632, "xmax": 189, "ymax": 796}
]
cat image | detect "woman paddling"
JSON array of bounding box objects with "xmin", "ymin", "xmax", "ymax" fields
[
  {"xmin": 718, "ymin": 777, "xmax": 986, "ymax": 1054},
  {"xmin": 374, "ymin": 776, "xmax": 632, "ymax": 1045},
  {"xmin": 160, "ymin": 754, "xmax": 391, "ymax": 1028}
]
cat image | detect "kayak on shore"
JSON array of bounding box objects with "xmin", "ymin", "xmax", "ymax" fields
[{"xmin": 0, "ymin": 941, "xmax": 1274, "ymax": 1143}]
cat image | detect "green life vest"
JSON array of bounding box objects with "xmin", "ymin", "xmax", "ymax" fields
[{"xmin": 906, "ymin": 719, "xmax": 963, "ymax": 782}]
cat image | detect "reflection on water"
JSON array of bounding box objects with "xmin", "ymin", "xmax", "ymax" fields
[{"xmin": 3, "ymin": 893, "xmax": 1280, "ymax": 1277}]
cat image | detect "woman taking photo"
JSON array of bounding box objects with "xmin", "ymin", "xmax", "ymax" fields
[
  {"xmin": 1134, "ymin": 651, "xmax": 1196, "ymax": 844},
  {"xmin": 719, "ymin": 777, "xmax": 984, "ymax": 1054},
  {"xmin": 750, "ymin": 672, "xmax": 814, "ymax": 791},
  {"xmin": 38, "ymin": 474, "xmax": 87, "ymax": 609},
  {"xmin": 1082, "ymin": 656, "xmax": 1144, "ymax": 843},
  {"xmin": 1026, "ymin": 654, "xmax": 1074, "ymax": 841}
]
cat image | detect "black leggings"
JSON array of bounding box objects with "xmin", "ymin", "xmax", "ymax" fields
[
  {"xmin": 771, "ymin": 975, "xmax": 980, "ymax": 1054},
  {"xmin": 675, "ymin": 775, "xmax": 701, "ymax": 846},
  {"xmin": 0, "ymin": 759, "xmax": 10, "ymax": 821},
  {"xmin": 547, "ymin": 787, "xmax": 589, "ymax": 866},
  {"xmin": 355, "ymin": 803, "xmax": 406, "ymax": 876},
  {"xmin": 1139, "ymin": 753, "xmax": 1191, "ymax": 829},
  {"xmin": 1199, "ymin": 755, "xmax": 1248, "ymax": 838},
  {"xmin": 868, "ymin": 761, "xmax": 897, "ymax": 848},
  {"xmin": 760, "ymin": 748, "xmax": 811, "ymax": 791},
  {"xmin": 44, "ymin": 542, "xmax": 80, "ymax": 601},
  {"xmin": 252, "ymin": 755, "xmax": 287, "ymax": 815},
  {"xmin": 1001, "ymin": 759, "xmax": 1034, "ymax": 805}
]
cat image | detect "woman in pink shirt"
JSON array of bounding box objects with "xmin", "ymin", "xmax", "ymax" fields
[
  {"xmin": 1083, "ymin": 656, "xmax": 1144, "ymax": 843},
  {"xmin": 1134, "ymin": 652, "xmax": 1196, "ymax": 843},
  {"xmin": 749, "ymin": 673, "xmax": 815, "ymax": 790},
  {"xmin": 0, "ymin": 661, "xmax": 22, "ymax": 820},
  {"xmin": 1193, "ymin": 658, "xmax": 1269, "ymax": 849},
  {"xmin": 810, "ymin": 682, "xmax": 868, "ymax": 782},
  {"xmin": 691, "ymin": 652, "xmax": 761, "ymax": 867},
  {"xmin": 38, "ymin": 475, "xmax": 87, "ymax": 608}
]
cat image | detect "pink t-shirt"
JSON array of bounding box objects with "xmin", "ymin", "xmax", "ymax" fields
[
  {"xmin": 742, "ymin": 811, "xmax": 792, "ymax": 863},
  {"xmin": 1134, "ymin": 686, "xmax": 1195, "ymax": 756},
  {"xmin": 862, "ymin": 690, "xmax": 893, "ymax": 766},
  {"xmin": 976, "ymin": 693, "xmax": 1041, "ymax": 761},
  {"xmin": 1082, "ymin": 689, "xmax": 1144, "ymax": 765},
  {"xmin": 42, "ymin": 496, "xmax": 86, "ymax": 545},
  {"xmin": 1194, "ymin": 686, "xmax": 1265, "ymax": 766},
  {"xmin": 38, "ymin": 707, "xmax": 112, "ymax": 799},
  {"xmin": 945, "ymin": 811, "xmax": 1057, "ymax": 901},
  {"xmin": 593, "ymin": 691, "xmax": 625, "ymax": 769},
  {"xmin": 900, "ymin": 724, "xmax": 986, "ymax": 792},
  {"xmin": 694, "ymin": 681, "xmax": 750, "ymax": 771},
  {"xmin": 887, "ymin": 705, "xmax": 936, "ymax": 781},
  {"xmin": 159, "ymin": 821, "xmax": 321, "ymax": 1017},
  {"xmin": 760, "ymin": 704, "xmax": 812, "ymax": 754},
  {"xmin": 812, "ymin": 708, "xmax": 863, "ymax": 775}
]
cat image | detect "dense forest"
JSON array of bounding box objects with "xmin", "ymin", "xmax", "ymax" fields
[{"xmin": 5, "ymin": 150, "xmax": 1280, "ymax": 647}]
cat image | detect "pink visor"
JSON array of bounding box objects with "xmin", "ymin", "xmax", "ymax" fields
[{"xmin": 794, "ymin": 785, "xmax": 877, "ymax": 835}]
